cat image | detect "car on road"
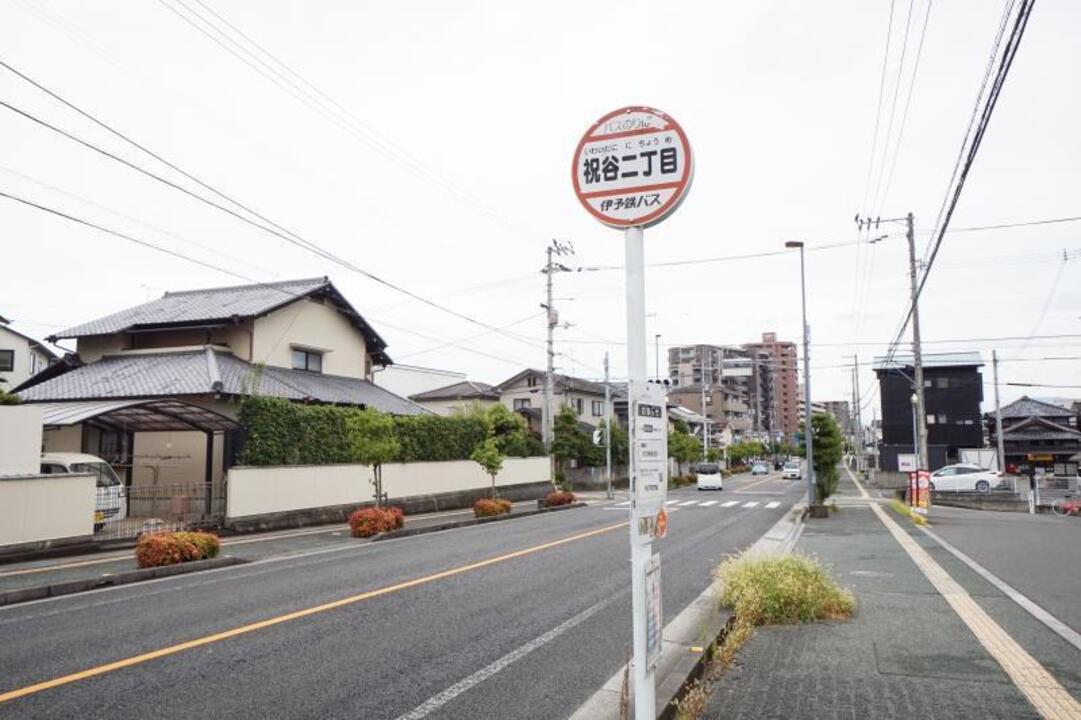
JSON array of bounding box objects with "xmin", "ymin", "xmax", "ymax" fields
[
  {"xmin": 696, "ymin": 463, "xmax": 724, "ymax": 490},
  {"xmin": 782, "ymin": 460, "xmax": 802, "ymax": 479},
  {"xmin": 751, "ymin": 462, "xmax": 769, "ymax": 476},
  {"xmin": 928, "ymin": 463, "xmax": 1002, "ymax": 494},
  {"xmin": 40, "ymin": 452, "xmax": 127, "ymax": 531}
]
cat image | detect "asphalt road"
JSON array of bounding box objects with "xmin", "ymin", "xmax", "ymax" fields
[
  {"xmin": 920, "ymin": 504, "xmax": 1081, "ymax": 635},
  {"xmin": 0, "ymin": 473, "xmax": 802, "ymax": 719}
]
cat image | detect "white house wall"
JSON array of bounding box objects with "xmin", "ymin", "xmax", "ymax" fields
[
  {"xmin": 0, "ymin": 473, "xmax": 94, "ymax": 548},
  {"xmin": 0, "ymin": 327, "xmax": 49, "ymax": 389},
  {"xmin": 374, "ymin": 365, "xmax": 466, "ymax": 399},
  {"xmin": 0, "ymin": 405, "xmax": 44, "ymax": 474},
  {"xmin": 252, "ymin": 298, "xmax": 368, "ymax": 379},
  {"xmin": 414, "ymin": 398, "xmax": 498, "ymax": 417}
]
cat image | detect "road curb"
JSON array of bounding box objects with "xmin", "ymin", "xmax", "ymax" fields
[
  {"xmin": 370, "ymin": 502, "xmax": 587, "ymax": 542},
  {"xmin": 570, "ymin": 501, "xmax": 806, "ymax": 720},
  {"xmin": 0, "ymin": 555, "xmax": 248, "ymax": 607}
]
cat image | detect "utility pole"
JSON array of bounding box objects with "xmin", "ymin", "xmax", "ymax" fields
[
  {"xmin": 700, "ymin": 349, "xmax": 710, "ymax": 455},
  {"xmin": 854, "ymin": 353, "xmax": 864, "ymax": 472},
  {"xmin": 905, "ymin": 212, "xmax": 930, "ymax": 470},
  {"xmin": 993, "ymin": 349, "xmax": 1006, "ymax": 474},
  {"xmin": 654, "ymin": 334, "xmax": 662, "ymax": 381},
  {"xmin": 542, "ymin": 240, "xmax": 574, "ymax": 482},
  {"xmin": 604, "ymin": 351, "xmax": 613, "ymax": 500}
]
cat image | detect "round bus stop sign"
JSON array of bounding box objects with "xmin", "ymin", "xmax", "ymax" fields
[{"xmin": 572, "ymin": 106, "xmax": 693, "ymax": 228}]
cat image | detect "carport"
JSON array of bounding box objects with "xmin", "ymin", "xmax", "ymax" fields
[{"xmin": 35, "ymin": 399, "xmax": 241, "ymax": 518}]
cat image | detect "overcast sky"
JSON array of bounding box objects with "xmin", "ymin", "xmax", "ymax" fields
[{"xmin": 1, "ymin": 0, "xmax": 1078, "ymax": 414}]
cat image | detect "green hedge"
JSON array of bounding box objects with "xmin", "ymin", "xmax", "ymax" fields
[{"xmin": 238, "ymin": 396, "xmax": 501, "ymax": 466}]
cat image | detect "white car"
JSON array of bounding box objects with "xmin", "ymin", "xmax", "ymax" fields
[
  {"xmin": 928, "ymin": 464, "xmax": 1002, "ymax": 494},
  {"xmin": 751, "ymin": 462, "xmax": 769, "ymax": 476},
  {"xmin": 782, "ymin": 461, "xmax": 802, "ymax": 480},
  {"xmin": 40, "ymin": 452, "xmax": 127, "ymax": 531},
  {"xmin": 696, "ymin": 463, "xmax": 724, "ymax": 490}
]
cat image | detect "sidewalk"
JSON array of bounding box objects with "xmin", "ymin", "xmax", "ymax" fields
[
  {"xmin": 0, "ymin": 497, "xmax": 587, "ymax": 601},
  {"xmin": 701, "ymin": 475, "xmax": 1080, "ymax": 719}
]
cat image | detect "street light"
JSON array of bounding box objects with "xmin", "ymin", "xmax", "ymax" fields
[{"xmin": 785, "ymin": 240, "xmax": 816, "ymax": 507}]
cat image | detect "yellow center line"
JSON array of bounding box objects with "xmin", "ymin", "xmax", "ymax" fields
[
  {"xmin": 847, "ymin": 467, "xmax": 1081, "ymax": 719},
  {"xmin": 0, "ymin": 520, "xmax": 628, "ymax": 705}
]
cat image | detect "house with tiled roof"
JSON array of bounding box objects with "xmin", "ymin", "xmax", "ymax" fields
[
  {"xmin": 410, "ymin": 380, "xmax": 500, "ymax": 416},
  {"xmin": 0, "ymin": 317, "xmax": 58, "ymax": 390},
  {"xmin": 988, "ymin": 396, "xmax": 1081, "ymax": 475},
  {"xmin": 17, "ymin": 277, "xmax": 426, "ymax": 491},
  {"xmin": 494, "ymin": 369, "xmax": 612, "ymax": 435}
]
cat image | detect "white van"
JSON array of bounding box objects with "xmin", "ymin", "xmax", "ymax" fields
[
  {"xmin": 696, "ymin": 463, "xmax": 724, "ymax": 491},
  {"xmin": 40, "ymin": 453, "xmax": 127, "ymax": 531}
]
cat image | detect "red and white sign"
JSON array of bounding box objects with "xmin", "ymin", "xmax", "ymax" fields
[{"xmin": 572, "ymin": 106, "xmax": 693, "ymax": 228}]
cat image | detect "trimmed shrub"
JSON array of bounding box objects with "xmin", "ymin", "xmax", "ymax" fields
[
  {"xmin": 348, "ymin": 507, "xmax": 398, "ymax": 538},
  {"xmin": 544, "ymin": 491, "xmax": 576, "ymax": 507},
  {"xmin": 474, "ymin": 498, "xmax": 513, "ymax": 518},
  {"xmin": 384, "ymin": 506, "xmax": 405, "ymax": 530},
  {"xmin": 135, "ymin": 531, "xmax": 220, "ymax": 568}
]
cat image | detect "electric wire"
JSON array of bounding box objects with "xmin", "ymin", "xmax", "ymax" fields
[{"xmin": 870, "ymin": 0, "xmax": 916, "ymax": 214}]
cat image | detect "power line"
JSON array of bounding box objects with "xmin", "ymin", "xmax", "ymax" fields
[
  {"xmin": 926, "ymin": 214, "xmax": 1081, "ymax": 234},
  {"xmin": 878, "ymin": 0, "xmax": 934, "ymax": 212},
  {"xmin": 860, "ymin": 0, "xmax": 896, "ymax": 215},
  {"xmin": 870, "ymin": 0, "xmax": 915, "ymax": 213},
  {"xmin": 0, "ymin": 90, "xmax": 545, "ymax": 352}
]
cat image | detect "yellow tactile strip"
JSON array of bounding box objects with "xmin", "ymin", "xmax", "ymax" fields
[{"xmin": 870, "ymin": 501, "xmax": 1081, "ymax": 719}]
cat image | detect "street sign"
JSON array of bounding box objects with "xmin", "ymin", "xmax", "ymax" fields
[
  {"xmin": 572, "ymin": 106, "xmax": 693, "ymax": 228},
  {"xmin": 632, "ymin": 382, "xmax": 668, "ymax": 540},
  {"xmin": 898, "ymin": 453, "xmax": 917, "ymax": 472}
]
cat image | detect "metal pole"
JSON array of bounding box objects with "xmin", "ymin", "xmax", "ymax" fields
[
  {"xmin": 654, "ymin": 334, "xmax": 661, "ymax": 381},
  {"xmin": 854, "ymin": 353, "xmax": 863, "ymax": 472},
  {"xmin": 625, "ymin": 225, "xmax": 655, "ymax": 720},
  {"xmin": 906, "ymin": 212, "xmax": 930, "ymax": 470},
  {"xmin": 700, "ymin": 350, "xmax": 709, "ymax": 455},
  {"xmin": 798, "ymin": 245, "xmax": 816, "ymax": 507},
  {"xmin": 604, "ymin": 351, "xmax": 613, "ymax": 500},
  {"xmin": 911, "ymin": 397, "xmax": 920, "ymax": 469},
  {"xmin": 993, "ymin": 349, "xmax": 1006, "ymax": 474}
]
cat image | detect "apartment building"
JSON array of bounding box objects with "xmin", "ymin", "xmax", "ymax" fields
[{"xmin": 742, "ymin": 332, "xmax": 799, "ymax": 443}]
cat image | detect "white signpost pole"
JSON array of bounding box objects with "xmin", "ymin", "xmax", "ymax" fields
[{"xmin": 624, "ymin": 224, "xmax": 655, "ymax": 719}]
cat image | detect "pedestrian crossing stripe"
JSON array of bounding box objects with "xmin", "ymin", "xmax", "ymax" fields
[
  {"xmin": 678, "ymin": 500, "xmax": 698, "ymax": 506},
  {"xmin": 700, "ymin": 500, "xmax": 718, "ymax": 506},
  {"xmin": 741, "ymin": 501, "xmax": 760, "ymax": 508},
  {"xmin": 765, "ymin": 501, "xmax": 780, "ymax": 509},
  {"xmin": 602, "ymin": 499, "xmax": 786, "ymax": 511},
  {"xmin": 721, "ymin": 501, "xmax": 740, "ymax": 507}
]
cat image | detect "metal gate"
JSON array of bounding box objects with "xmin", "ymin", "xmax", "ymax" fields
[{"xmin": 94, "ymin": 482, "xmax": 226, "ymax": 542}]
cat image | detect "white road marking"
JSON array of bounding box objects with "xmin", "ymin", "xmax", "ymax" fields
[
  {"xmin": 741, "ymin": 502, "xmax": 760, "ymax": 508},
  {"xmin": 699, "ymin": 500, "xmax": 718, "ymax": 507},
  {"xmin": 395, "ymin": 599, "xmax": 611, "ymax": 720},
  {"xmin": 666, "ymin": 500, "xmax": 678, "ymax": 505},
  {"xmin": 721, "ymin": 501, "xmax": 740, "ymax": 507},
  {"xmin": 764, "ymin": 501, "xmax": 781, "ymax": 509},
  {"xmin": 678, "ymin": 500, "xmax": 698, "ymax": 506},
  {"xmin": 615, "ymin": 501, "xmax": 630, "ymax": 507}
]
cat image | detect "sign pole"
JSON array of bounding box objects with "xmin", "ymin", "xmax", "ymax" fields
[{"xmin": 625, "ymin": 224, "xmax": 655, "ymax": 719}]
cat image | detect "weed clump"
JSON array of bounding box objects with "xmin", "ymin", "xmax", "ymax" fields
[{"xmin": 716, "ymin": 552, "xmax": 855, "ymax": 625}]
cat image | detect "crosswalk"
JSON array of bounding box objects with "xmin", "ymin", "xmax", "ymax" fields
[{"xmin": 606, "ymin": 498, "xmax": 784, "ymax": 511}]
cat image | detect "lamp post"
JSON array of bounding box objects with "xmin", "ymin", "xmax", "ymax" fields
[{"xmin": 785, "ymin": 241, "xmax": 816, "ymax": 507}]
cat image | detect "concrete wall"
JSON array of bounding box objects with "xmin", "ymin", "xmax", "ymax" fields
[
  {"xmin": 42, "ymin": 424, "xmax": 82, "ymax": 453},
  {"xmin": 226, "ymin": 456, "xmax": 550, "ymax": 519},
  {"xmin": 227, "ymin": 464, "xmax": 375, "ymax": 519},
  {"xmin": 252, "ymin": 298, "xmax": 368, "ymax": 379},
  {"xmin": 0, "ymin": 473, "xmax": 94, "ymax": 548},
  {"xmin": 0, "ymin": 405, "xmax": 43, "ymax": 474}
]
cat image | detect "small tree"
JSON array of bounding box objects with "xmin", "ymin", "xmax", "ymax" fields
[
  {"xmin": 550, "ymin": 405, "xmax": 582, "ymax": 486},
  {"xmin": 808, "ymin": 412, "xmax": 844, "ymax": 504},
  {"xmin": 471, "ymin": 437, "xmax": 504, "ymax": 497},
  {"xmin": 346, "ymin": 408, "xmax": 400, "ymax": 507},
  {"xmin": 667, "ymin": 426, "xmax": 703, "ymax": 476},
  {"xmin": 706, "ymin": 447, "xmax": 721, "ymax": 463}
]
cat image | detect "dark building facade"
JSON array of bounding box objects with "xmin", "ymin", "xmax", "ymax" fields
[{"xmin": 874, "ymin": 352, "xmax": 984, "ymax": 471}]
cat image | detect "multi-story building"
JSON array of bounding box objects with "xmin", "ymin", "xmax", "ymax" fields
[
  {"xmin": 873, "ymin": 352, "xmax": 984, "ymax": 471},
  {"xmin": 742, "ymin": 332, "xmax": 799, "ymax": 443},
  {"xmin": 821, "ymin": 400, "xmax": 852, "ymax": 435}
]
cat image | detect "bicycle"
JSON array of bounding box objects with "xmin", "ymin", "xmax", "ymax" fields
[{"xmin": 1051, "ymin": 493, "xmax": 1081, "ymax": 517}]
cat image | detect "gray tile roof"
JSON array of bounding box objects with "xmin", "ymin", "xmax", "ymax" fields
[
  {"xmin": 410, "ymin": 380, "xmax": 499, "ymax": 401},
  {"xmin": 1001, "ymin": 416, "xmax": 1081, "ymax": 442},
  {"xmin": 18, "ymin": 349, "xmax": 428, "ymax": 415},
  {"xmin": 494, "ymin": 368, "xmax": 613, "ymax": 396},
  {"xmin": 54, "ymin": 278, "xmax": 329, "ymax": 338},
  {"xmin": 873, "ymin": 351, "xmax": 984, "ymax": 371},
  {"xmin": 1000, "ymin": 395, "xmax": 1076, "ymax": 419}
]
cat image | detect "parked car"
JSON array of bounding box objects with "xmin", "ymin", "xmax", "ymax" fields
[
  {"xmin": 782, "ymin": 460, "xmax": 802, "ymax": 480},
  {"xmin": 751, "ymin": 462, "xmax": 769, "ymax": 476},
  {"xmin": 696, "ymin": 463, "xmax": 724, "ymax": 491},
  {"xmin": 928, "ymin": 463, "xmax": 1002, "ymax": 494},
  {"xmin": 40, "ymin": 453, "xmax": 127, "ymax": 531}
]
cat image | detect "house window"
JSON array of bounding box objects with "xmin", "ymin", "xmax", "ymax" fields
[
  {"xmin": 936, "ymin": 377, "xmax": 949, "ymax": 389},
  {"xmin": 592, "ymin": 400, "xmax": 604, "ymax": 416},
  {"xmin": 513, "ymin": 398, "xmax": 531, "ymax": 410},
  {"xmin": 527, "ymin": 376, "xmax": 538, "ymax": 388},
  {"xmin": 291, "ymin": 349, "xmax": 322, "ymax": 373},
  {"xmin": 573, "ymin": 398, "xmax": 584, "ymax": 415},
  {"xmin": 0, "ymin": 349, "xmax": 12, "ymax": 372}
]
